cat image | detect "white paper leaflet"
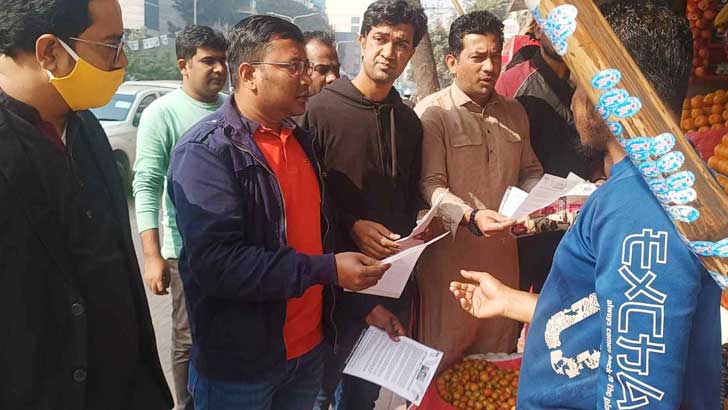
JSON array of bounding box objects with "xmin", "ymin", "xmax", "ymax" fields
[
  {"xmin": 396, "ymin": 189, "xmax": 448, "ymax": 250},
  {"xmin": 498, "ymin": 173, "xmax": 585, "ymax": 220},
  {"xmin": 350, "ymin": 232, "xmax": 449, "ymax": 298},
  {"xmin": 343, "ymin": 326, "xmax": 443, "ymax": 406}
]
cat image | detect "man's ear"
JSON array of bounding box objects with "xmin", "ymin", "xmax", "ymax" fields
[
  {"xmin": 359, "ymin": 33, "xmax": 367, "ymax": 52},
  {"xmin": 178, "ymin": 58, "xmax": 188, "ymax": 77},
  {"xmin": 36, "ymin": 34, "xmax": 63, "ymax": 73},
  {"xmin": 238, "ymin": 62, "xmax": 257, "ymax": 91},
  {"xmin": 445, "ymin": 54, "xmax": 458, "ymax": 75}
]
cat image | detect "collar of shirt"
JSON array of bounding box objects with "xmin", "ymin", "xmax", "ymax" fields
[
  {"xmin": 255, "ymin": 124, "xmax": 294, "ymax": 144},
  {"xmin": 0, "ymin": 91, "xmax": 66, "ymax": 151},
  {"xmin": 450, "ymin": 83, "xmax": 504, "ymax": 115}
]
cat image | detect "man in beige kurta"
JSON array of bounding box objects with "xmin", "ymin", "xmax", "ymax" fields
[{"xmin": 414, "ymin": 10, "xmax": 543, "ymax": 368}]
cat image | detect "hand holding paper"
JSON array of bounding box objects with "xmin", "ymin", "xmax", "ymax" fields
[
  {"xmin": 343, "ymin": 326, "xmax": 443, "ymax": 406},
  {"xmin": 498, "ymin": 173, "xmax": 585, "ymax": 220},
  {"xmin": 396, "ymin": 189, "xmax": 449, "ymax": 250},
  {"xmin": 350, "ymin": 232, "xmax": 449, "ymax": 298}
]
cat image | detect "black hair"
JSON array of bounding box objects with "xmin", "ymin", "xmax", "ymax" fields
[
  {"xmin": 360, "ymin": 0, "xmax": 428, "ymax": 48},
  {"xmin": 303, "ymin": 30, "xmax": 336, "ymax": 49},
  {"xmin": 600, "ymin": 0, "xmax": 692, "ymax": 116},
  {"xmin": 176, "ymin": 25, "xmax": 228, "ymax": 61},
  {"xmin": 448, "ymin": 10, "xmax": 504, "ymax": 57},
  {"xmin": 0, "ymin": 0, "xmax": 92, "ymax": 57},
  {"xmin": 227, "ymin": 15, "xmax": 304, "ymax": 89}
]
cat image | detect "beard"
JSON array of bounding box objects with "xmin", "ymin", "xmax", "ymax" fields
[{"xmin": 542, "ymin": 44, "xmax": 563, "ymax": 62}]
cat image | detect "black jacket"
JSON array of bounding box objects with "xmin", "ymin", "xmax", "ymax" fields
[
  {"xmin": 0, "ymin": 101, "xmax": 172, "ymax": 409},
  {"xmin": 303, "ymin": 78, "xmax": 425, "ymax": 318}
]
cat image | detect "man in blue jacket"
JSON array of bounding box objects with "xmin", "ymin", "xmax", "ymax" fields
[
  {"xmin": 167, "ymin": 15, "xmax": 389, "ymax": 410},
  {"xmin": 449, "ymin": 2, "xmax": 722, "ymax": 409}
]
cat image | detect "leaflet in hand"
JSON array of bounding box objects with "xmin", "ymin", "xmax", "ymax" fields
[
  {"xmin": 498, "ymin": 173, "xmax": 584, "ymax": 220},
  {"xmin": 396, "ymin": 189, "xmax": 448, "ymax": 250},
  {"xmin": 350, "ymin": 232, "xmax": 449, "ymax": 298},
  {"xmin": 343, "ymin": 326, "xmax": 443, "ymax": 406}
]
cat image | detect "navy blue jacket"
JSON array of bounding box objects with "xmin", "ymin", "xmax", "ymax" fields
[{"xmin": 167, "ymin": 96, "xmax": 339, "ymax": 382}]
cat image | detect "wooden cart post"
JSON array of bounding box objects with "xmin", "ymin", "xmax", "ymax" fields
[{"xmin": 524, "ymin": 0, "xmax": 728, "ymax": 282}]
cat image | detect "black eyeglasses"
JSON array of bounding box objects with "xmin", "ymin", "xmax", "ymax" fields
[
  {"xmin": 249, "ymin": 61, "xmax": 314, "ymax": 77},
  {"xmin": 69, "ymin": 36, "xmax": 127, "ymax": 66}
]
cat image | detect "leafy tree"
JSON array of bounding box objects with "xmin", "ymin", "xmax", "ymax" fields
[
  {"xmin": 408, "ymin": 19, "xmax": 452, "ymax": 92},
  {"xmin": 125, "ymin": 46, "xmax": 182, "ymax": 81},
  {"xmin": 467, "ymin": 0, "xmax": 510, "ymax": 19},
  {"xmin": 172, "ymin": 0, "xmax": 332, "ymax": 32}
]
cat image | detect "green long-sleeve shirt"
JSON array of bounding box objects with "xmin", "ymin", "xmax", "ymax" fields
[{"xmin": 132, "ymin": 88, "xmax": 225, "ymax": 259}]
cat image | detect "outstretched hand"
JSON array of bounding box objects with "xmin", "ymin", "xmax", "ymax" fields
[{"xmin": 449, "ymin": 270, "xmax": 508, "ymax": 319}]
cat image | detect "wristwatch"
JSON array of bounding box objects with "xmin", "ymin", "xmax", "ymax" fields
[{"xmin": 466, "ymin": 209, "xmax": 483, "ymax": 237}]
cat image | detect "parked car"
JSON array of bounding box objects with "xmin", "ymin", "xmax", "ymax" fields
[{"xmin": 90, "ymin": 80, "xmax": 181, "ymax": 194}]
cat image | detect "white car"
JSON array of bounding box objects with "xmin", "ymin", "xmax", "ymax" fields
[{"xmin": 90, "ymin": 81, "xmax": 181, "ymax": 194}]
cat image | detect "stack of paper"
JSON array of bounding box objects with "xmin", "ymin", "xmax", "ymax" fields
[
  {"xmin": 344, "ymin": 326, "xmax": 443, "ymax": 406},
  {"xmin": 351, "ymin": 232, "xmax": 449, "ymax": 298},
  {"xmin": 498, "ymin": 173, "xmax": 584, "ymax": 220}
]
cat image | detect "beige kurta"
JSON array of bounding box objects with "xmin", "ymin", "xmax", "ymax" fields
[{"xmin": 414, "ymin": 85, "xmax": 543, "ymax": 368}]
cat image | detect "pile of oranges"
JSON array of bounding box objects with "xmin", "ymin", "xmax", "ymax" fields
[
  {"xmin": 707, "ymin": 133, "xmax": 728, "ymax": 192},
  {"xmin": 680, "ymin": 90, "xmax": 728, "ymax": 133},
  {"xmin": 435, "ymin": 358, "xmax": 518, "ymax": 410}
]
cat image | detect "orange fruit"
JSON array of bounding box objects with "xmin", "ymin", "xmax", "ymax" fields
[
  {"xmin": 710, "ymin": 113, "xmax": 723, "ymax": 125},
  {"xmin": 683, "ymin": 99, "xmax": 691, "ymax": 110},
  {"xmin": 712, "ymin": 104, "xmax": 724, "ymax": 115},
  {"xmin": 691, "ymin": 108, "xmax": 704, "ymax": 118},
  {"xmin": 723, "ymin": 110, "xmax": 728, "ymax": 121},
  {"xmin": 691, "ymin": 95, "xmax": 704, "ymax": 108},
  {"xmin": 699, "ymin": 126, "xmax": 711, "ymax": 132},
  {"xmin": 708, "ymin": 156, "xmax": 720, "ymax": 169},
  {"xmin": 723, "ymin": 134, "xmax": 728, "ymax": 145},
  {"xmin": 681, "ymin": 118, "xmax": 695, "ymax": 130},
  {"xmin": 704, "ymin": 94, "xmax": 715, "ymax": 105},
  {"xmin": 716, "ymin": 89, "xmax": 727, "ymax": 97},
  {"xmin": 725, "ymin": 120, "xmax": 728, "ymax": 128},
  {"xmin": 695, "ymin": 115, "xmax": 709, "ymax": 127},
  {"xmin": 714, "ymin": 94, "xmax": 727, "ymax": 105},
  {"xmin": 712, "ymin": 124, "xmax": 724, "ymax": 130}
]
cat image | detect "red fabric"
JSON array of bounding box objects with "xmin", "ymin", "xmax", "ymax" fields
[
  {"xmin": 500, "ymin": 35, "xmax": 540, "ymax": 71},
  {"xmin": 414, "ymin": 357, "xmax": 523, "ymax": 410},
  {"xmin": 254, "ymin": 126, "xmax": 324, "ymax": 360},
  {"xmin": 687, "ymin": 128, "xmax": 727, "ymax": 161},
  {"xmin": 495, "ymin": 57, "xmax": 537, "ymax": 98},
  {"xmin": 35, "ymin": 120, "xmax": 65, "ymax": 152}
]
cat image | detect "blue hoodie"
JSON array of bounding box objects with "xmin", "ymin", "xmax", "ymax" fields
[{"xmin": 517, "ymin": 158, "xmax": 721, "ymax": 409}]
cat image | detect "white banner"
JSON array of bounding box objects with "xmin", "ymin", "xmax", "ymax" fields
[{"xmin": 142, "ymin": 36, "xmax": 160, "ymax": 49}]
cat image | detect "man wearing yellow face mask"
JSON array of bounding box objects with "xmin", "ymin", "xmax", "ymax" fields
[{"xmin": 0, "ymin": 0, "xmax": 173, "ymax": 409}]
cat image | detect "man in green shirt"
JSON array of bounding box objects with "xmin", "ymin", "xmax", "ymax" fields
[{"xmin": 132, "ymin": 25, "xmax": 228, "ymax": 410}]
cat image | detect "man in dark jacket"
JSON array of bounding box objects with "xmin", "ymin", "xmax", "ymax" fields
[
  {"xmin": 496, "ymin": 19, "xmax": 600, "ymax": 294},
  {"xmin": 0, "ymin": 0, "xmax": 173, "ymax": 409},
  {"xmin": 167, "ymin": 16, "xmax": 389, "ymax": 410},
  {"xmin": 304, "ymin": 1, "xmax": 428, "ymax": 409}
]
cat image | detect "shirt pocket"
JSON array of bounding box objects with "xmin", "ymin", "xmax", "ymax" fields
[
  {"xmin": 492, "ymin": 129, "xmax": 524, "ymax": 171},
  {"xmin": 449, "ymin": 131, "xmax": 484, "ymax": 148}
]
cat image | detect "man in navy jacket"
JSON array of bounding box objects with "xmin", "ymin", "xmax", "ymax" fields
[{"xmin": 168, "ymin": 16, "xmax": 389, "ymax": 410}]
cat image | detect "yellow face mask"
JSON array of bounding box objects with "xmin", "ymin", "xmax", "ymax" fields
[{"xmin": 48, "ymin": 39, "xmax": 125, "ymax": 111}]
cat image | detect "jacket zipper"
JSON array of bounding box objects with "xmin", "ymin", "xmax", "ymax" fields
[
  {"xmin": 308, "ymin": 137, "xmax": 338, "ymax": 353},
  {"xmin": 230, "ymin": 140, "xmax": 288, "ymax": 245},
  {"xmin": 234, "ymin": 137, "xmax": 339, "ymax": 351}
]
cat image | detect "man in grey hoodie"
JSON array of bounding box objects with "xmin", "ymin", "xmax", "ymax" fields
[{"xmin": 303, "ymin": 1, "xmax": 428, "ymax": 409}]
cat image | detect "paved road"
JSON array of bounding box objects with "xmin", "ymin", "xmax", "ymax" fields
[{"xmin": 127, "ymin": 199, "xmax": 404, "ymax": 409}]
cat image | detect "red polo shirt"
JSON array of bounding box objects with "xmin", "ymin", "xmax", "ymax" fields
[{"xmin": 253, "ymin": 125, "xmax": 324, "ymax": 360}]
